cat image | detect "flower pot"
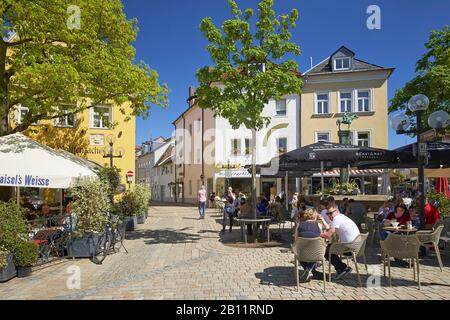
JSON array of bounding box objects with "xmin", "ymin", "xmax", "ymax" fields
[
  {"xmin": 0, "ymin": 253, "xmax": 17, "ymax": 282},
  {"xmin": 126, "ymin": 216, "xmax": 138, "ymax": 231},
  {"xmin": 17, "ymin": 266, "xmax": 32, "ymax": 278},
  {"xmin": 137, "ymin": 214, "xmax": 145, "ymax": 224},
  {"xmin": 67, "ymin": 234, "xmax": 99, "ymax": 258}
]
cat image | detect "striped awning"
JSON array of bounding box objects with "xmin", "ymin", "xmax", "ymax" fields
[
  {"xmin": 215, "ymin": 170, "xmax": 261, "ymax": 179},
  {"xmin": 312, "ymin": 169, "xmax": 384, "ymax": 177}
]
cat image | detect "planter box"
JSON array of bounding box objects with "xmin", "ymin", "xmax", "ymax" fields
[
  {"xmin": 17, "ymin": 266, "xmax": 32, "ymax": 278},
  {"xmin": 137, "ymin": 214, "xmax": 145, "ymax": 224},
  {"xmin": 126, "ymin": 216, "xmax": 138, "ymax": 231},
  {"xmin": 0, "ymin": 253, "xmax": 17, "ymax": 282},
  {"xmin": 67, "ymin": 234, "xmax": 99, "ymax": 258}
]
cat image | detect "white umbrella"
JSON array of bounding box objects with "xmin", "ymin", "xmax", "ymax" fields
[
  {"xmin": 381, "ymin": 169, "xmax": 391, "ymax": 196},
  {"xmin": 0, "ymin": 133, "xmax": 97, "ymax": 189}
]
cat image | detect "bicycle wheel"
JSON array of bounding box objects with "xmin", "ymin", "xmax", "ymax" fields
[{"xmin": 91, "ymin": 232, "xmax": 110, "ymax": 265}]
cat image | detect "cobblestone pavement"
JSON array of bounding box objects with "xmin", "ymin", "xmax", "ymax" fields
[{"xmin": 1, "ymin": 205, "xmax": 450, "ymax": 300}]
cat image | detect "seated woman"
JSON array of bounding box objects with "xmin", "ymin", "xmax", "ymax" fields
[
  {"xmin": 294, "ymin": 208, "xmax": 329, "ymax": 282},
  {"xmin": 377, "ymin": 200, "xmax": 394, "ymax": 222},
  {"xmin": 380, "ymin": 203, "xmax": 412, "ymax": 240}
]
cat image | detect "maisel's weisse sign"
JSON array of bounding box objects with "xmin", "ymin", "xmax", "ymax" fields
[{"xmin": 0, "ymin": 174, "xmax": 50, "ymax": 187}]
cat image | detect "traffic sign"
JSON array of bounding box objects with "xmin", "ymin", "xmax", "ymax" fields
[{"xmin": 126, "ymin": 170, "xmax": 134, "ymax": 177}]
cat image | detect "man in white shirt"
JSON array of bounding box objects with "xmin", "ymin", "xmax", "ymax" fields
[{"xmin": 321, "ymin": 203, "xmax": 361, "ymax": 279}]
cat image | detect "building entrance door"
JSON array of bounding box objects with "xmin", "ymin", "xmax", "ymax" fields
[
  {"xmin": 261, "ymin": 180, "xmax": 276, "ymax": 200},
  {"xmin": 160, "ymin": 186, "xmax": 165, "ymax": 201}
]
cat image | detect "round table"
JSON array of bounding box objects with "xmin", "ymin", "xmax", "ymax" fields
[
  {"xmin": 382, "ymin": 226, "xmax": 418, "ymax": 235},
  {"xmin": 235, "ymin": 218, "xmax": 272, "ymax": 244}
]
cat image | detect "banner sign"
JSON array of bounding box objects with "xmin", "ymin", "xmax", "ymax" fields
[{"xmin": 0, "ymin": 173, "xmax": 73, "ymax": 189}]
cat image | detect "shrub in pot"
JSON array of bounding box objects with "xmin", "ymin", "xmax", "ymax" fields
[
  {"xmin": 0, "ymin": 201, "xmax": 29, "ymax": 281},
  {"xmin": 118, "ymin": 190, "xmax": 139, "ymax": 230},
  {"xmin": 135, "ymin": 183, "xmax": 151, "ymax": 222},
  {"xmin": 13, "ymin": 241, "xmax": 39, "ymax": 278},
  {"xmin": 69, "ymin": 179, "xmax": 110, "ymax": 258},
  {"xmin": 0, "ymin": 245, "xmax": 16, "ymax": 282}
]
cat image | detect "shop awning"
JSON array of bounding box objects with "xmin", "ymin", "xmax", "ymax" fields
[
  {"xmin": 312, "ymin": 169, "xmax": 384, "ymax": 177},
  {"xmin": 0, "ymin": 133, "xmax": 98, "ymax": 189},
  {"xmin": 215, "ymin": 170, "xmax": 260, "ymax": 179}
]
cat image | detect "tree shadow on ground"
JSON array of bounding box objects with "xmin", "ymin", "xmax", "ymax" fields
[{"xmin": 125, "ymin": 228, "xmax": 201, "ymax": 245}]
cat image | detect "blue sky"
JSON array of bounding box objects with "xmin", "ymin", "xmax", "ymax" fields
[{"xmin": 122, "ymin": 0, "xmax": 450, "ymax": 149}]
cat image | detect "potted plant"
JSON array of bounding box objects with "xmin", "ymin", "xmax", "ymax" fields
[
  {"xmin": 0, "ymin": 245, "xmax": 16, "ymax": 282},
  {"xmin": 427, "ymin": 191, "xmax": 450, "ymax": 220},
  {"xmin": 0, "ymin": 200, "xmax": 29, "ymax": 282},
  {"xmin": 118, "ymin": 190, "xmax": 139, "ymax": 230},
  {"xmin": 68, "ymin": 179, "xmax": 110, "ymax": 258},
  {"xmin": 135, "ymin": 184, "xmax": 151, "ymax": 224},
  {"xmin": 13, "ymin": 241, "xmax": 39, "ymax": 278}
]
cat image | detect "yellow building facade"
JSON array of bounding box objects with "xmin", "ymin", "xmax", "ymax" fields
[{"xmin": 301, "ymin": 46, "xmax": 393, "ymax": 149}]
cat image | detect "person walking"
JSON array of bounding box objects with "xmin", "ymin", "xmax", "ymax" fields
[
  {"xmin": 222, "ymin": 187, "xmax": 236, "ymax": 233},
  {"xmin": 198, "ymin": 185, "xmax": 207, "ymax": 219}
]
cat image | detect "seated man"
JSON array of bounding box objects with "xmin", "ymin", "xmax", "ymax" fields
[
  {"xmin": 238, "ymin": 197, "xmax": 258, "ymax": 237},
  {"xmin": 321, "ymin": 203, "xmax": 361, "ymax": 280}
]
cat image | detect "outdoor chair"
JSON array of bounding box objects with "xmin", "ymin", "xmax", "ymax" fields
[
  {"xmin": 328, "ymin": 235, "xmax": 364, "ymax": 286},
  {"xmin": 440, "ymin": 219, "xmax": 450, "ymax": 251},
  {"xmin": 416, "ymin": 225, "xmax": 444, "ymax": 271},
  {"xmin": 277, "ymin": 206, "xmax": 294, "ymax": 232},
  {"xmin": 292, "ymin": 237, "xmax": 327, "ymax": 292},
  {"xmin": 342, "ymin": 233, "xmax": 369, "ymax": 272},
  {"xmin": 380, "ymin": 234, "xmax": 421, "ymax": 290}
]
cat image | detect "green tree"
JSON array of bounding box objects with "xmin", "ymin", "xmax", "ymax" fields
[
  {"xmin": 0, "ymin": 0, "xmax": 168, "ymax": 136},
  {"xmin": 390, "ymin": 26, "xmax": 450, "ymax": 134},
  {"xmin": 196, "ymin": 0, "xmax": 303, "ymax": 216}
]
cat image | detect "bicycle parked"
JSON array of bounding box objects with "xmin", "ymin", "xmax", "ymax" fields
[{"xmin": 91, "ymin": 215, "xmax": 128, "ymax": 265}]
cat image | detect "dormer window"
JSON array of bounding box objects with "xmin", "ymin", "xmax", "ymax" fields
[{"xmin": 334, "ymin": 57, "xmax": 351, "ymax": 70}]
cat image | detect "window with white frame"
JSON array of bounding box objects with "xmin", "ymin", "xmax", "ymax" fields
[
  {"xmin": 276, "ymin": 99, "xmax": 287, "ymax": 116},
  {"xmin": 277, "ymin": 138, "xmax": 288, "ymax": 154},
  {"xmin": 357, "ymin": 90, "xmax": 371, "ymax": 112},
  {"xmin": 339, "ymin": 91, "xmax": 352, "ymax": 113},
  {"xmin": 54, "ymin": 105, "xmax": 76, "ymax": 127},
  {"xmin": 231, "ymin": 138, "xmax": 241, "ymax": 156},
  {"xmin": 334, "ymin": 57, "xmax": 351, "ymax": 70},
  {"xmin": 356, "ymin": 131, "xmax": 371, "ymax": 147},
  {"xmin": 16, "ymin": 105, "xmax": 39, "ymax": 125},
  {"xmin": 316, "ymin": 93, "xmax": 329, "ymax": 114},
  {"xmin": 245, "ymin": 138, "xmax": 252, "ymax": 155},
  {"xmin": 315, "ymin": 132, "xmax": 330, "ymax": 143},
  {"xmin": 91, "ymin": 105, "xmax": 111, "ymax": 129}
]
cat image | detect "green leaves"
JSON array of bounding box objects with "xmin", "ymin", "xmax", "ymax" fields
[
  {"xmin": 0, "ymin": 0, "xmax": 168, "ymax": 136},
  {"xmin": 196, "ymin": 0, "xmax": 303, "ymax": 131},
  {"xmin": 390, "ymin": 26, "xmax": 450, "ymax": 135}
]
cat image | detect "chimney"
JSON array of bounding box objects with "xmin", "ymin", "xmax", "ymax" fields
[{"xmin": 188, "ymin": 86, "xmax": 195, "ymax": 107}]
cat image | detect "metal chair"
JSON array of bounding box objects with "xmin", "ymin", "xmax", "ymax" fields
[
  {"xmin": 416, "ymin": 225, "xmax": 444, "ymax": 271},
  {"xmin": 292, "ymin": 237, "xmax": 327, "ymax": 292},
  {"xmin": 328, "ymin": 235, "xmax": 364, "ymax": 286},
  {"xmin": 380, "ymin": 234, "xmax": 421, "ymax": 290}
]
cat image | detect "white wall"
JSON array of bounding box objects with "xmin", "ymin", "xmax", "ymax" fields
[{"xmin": 214, "ymin": 94, "xmax": 301, "ymax": 166}]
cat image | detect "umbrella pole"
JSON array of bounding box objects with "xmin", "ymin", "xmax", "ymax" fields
[
  {"xmin": 285, "ymin": 171, "xmax": 289, "ymax": 210},
  {"xmin": 60, "ymin": 189, "xmax": 63, "ymax": 215},
  {"xmin": 321, "ymin": 161, "xmax": 324, "ymax": 196},
  {"xmin": 16, "ymin": 187, "xmax": 20, "ymax": 205}
]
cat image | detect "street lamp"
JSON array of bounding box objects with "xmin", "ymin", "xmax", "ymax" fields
[
  {"xmin": 390, "ymin": 94, "xmax": 449, "ymax": 229},
  {"xmin": 103, "ymin": 134, "xmax": 124, "ymax": 168}
]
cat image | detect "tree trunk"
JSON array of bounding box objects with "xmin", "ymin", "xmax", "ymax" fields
[
  {"xmin": 0, "ymin": 103, "xmax": 9, "ymax": 137},
  {"xmin": 252, "ymin": 129, "xmax": 257, "ymax": 221}
]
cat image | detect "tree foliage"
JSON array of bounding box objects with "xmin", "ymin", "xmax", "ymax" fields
[
  {"xmin": 196, "ymin": 0, "xmax": 303, "ymax": 130},
  {"xmin": 0, "ymin": 0, "xmax": 168, "ymax": 136},
  {"xmin": 390, "ymin": 26, "xmax": 450, "ymax": 134}
]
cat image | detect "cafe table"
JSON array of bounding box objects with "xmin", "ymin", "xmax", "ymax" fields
[
  {"xmin": 382, "ymin": 226, "xmax": 418, "ymax": 235},
  {"xmin": 235, "ymin": 218, "xmax": 272, "ymax": 244}
]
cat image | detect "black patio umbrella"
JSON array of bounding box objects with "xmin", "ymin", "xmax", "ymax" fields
[
  {"xmin": 272, "ymin": 142, "xmax": 396, "ymax": 172},
  {"xmin": 358, "ymin": 141, "xmax": 450, "ymax": 169}
]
